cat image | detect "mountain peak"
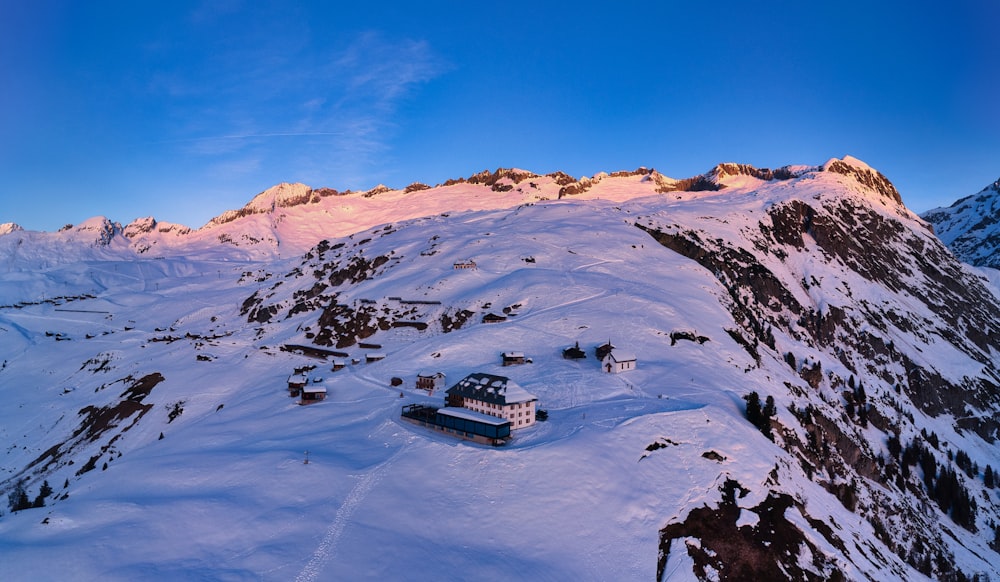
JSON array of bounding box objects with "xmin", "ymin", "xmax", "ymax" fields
[
  {"xmin": 0, "ymin": 222, "xmax": 23, "ymax": 236},
  {"xmin": 821, "ymin": 155, "xmax": 902, "ymax": 205}
]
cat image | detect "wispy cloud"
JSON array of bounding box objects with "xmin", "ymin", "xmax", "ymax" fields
[{"xmin": 149, "ymin": 18, "xmax": 447, "ymax": 188}]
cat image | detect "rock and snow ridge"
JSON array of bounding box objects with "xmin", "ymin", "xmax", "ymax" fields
[
  {"xmin": 1, "ymin": 157, "xmax": 999, "ymax": 581},
  {"xmin": 922, "ymin": 177, "xmax": 1000, "ymax": 268},
  {"xmin": 1, "ymin": 157, "xmax": 909, "ymax": 264}
]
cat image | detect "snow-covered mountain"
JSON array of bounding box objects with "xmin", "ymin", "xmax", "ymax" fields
[
  {"xmin": 2, "ymin": 158, "xmax": 1000, "ymax": 581},
  {"xmin": 922, "ymin": 177, "xmax": 1000, "ymax": 268}
]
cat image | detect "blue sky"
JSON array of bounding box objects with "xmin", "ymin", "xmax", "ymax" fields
[{"xmin": 3, "ymin": 1, "xmax": 999, "ymax": 231}]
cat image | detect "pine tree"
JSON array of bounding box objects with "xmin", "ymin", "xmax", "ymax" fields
[
  {"xmin": 743, "ymin": 392, "xmax": 774, "ymax": 440},
  {"xmin": 761, "ymin": 395, "xmax": 776, "ymax": 441},
  {"xmin": 985, "ymin": 465, "xmax": 995, "ymax": 489},
  {"xmin": 762, "ymin": 395, "xmax": 776, "ymax": 421},
  {"xmin": 744, "ymin": 391, "xmax": 762, "ymax": 428},
  {"xmin": 32, "ymin": 480, "xmax": 53, "ymax": 508},
  {"xmin": 8, "ymin": 480, "xmax": 31, "ymax": 512},
  {"xmin": 888, "ymin": 434, "xmax": 901, "ymax": 460}
]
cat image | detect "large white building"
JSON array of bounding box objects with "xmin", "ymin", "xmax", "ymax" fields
[{"xmin": 444, "ymin": 372, "xmax": 538, "ymax": 429}]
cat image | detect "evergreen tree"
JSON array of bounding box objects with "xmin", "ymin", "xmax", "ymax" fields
[
  {"xmin": 744, "ymin": 391, "xmax": 762, "ymax": 428},
  {"xmin": 761, "ymin": 395, "xmax": 776, "ymax": 440},
  {"xmin": 743, "ymin": 392, "xmax": 774, "ymax": 440},
  {"xmin": 887, "ymin": 434, "xmax": 901, "ymax": 460},
  {"xmin": 7, "ymin": 480, "xmax": 31, "ymax": 512},
  {"xmin": 32, "ymin": 480, "xmax": 53, "ymax": 508},
  {"xmin": 762, "ymin": 395, "xmax": 776, "ymax": 421},
  {"xmin": 985, "ymin": 465, "xmax": 995, "ymax": 489}
]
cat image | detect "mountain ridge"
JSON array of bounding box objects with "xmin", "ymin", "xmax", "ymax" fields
[
  {"xmin": 2, "ymin": 156, "xmax": 998, "ymax": 580},
  {"xmin": 1, "ymin": 157, "xmax": 913, "ymax": 264},
  {"xmin": 922, "ymin": 177, "xmax": 1000, "ymax": 268}
]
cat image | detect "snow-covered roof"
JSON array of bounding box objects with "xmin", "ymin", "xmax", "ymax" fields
[
  {"xmin": 445, "ymin": 372, "xmax": 537, "ymax": 405},
  {"xmin": 605, "ymin": 350, "xmax": 636, "ymax": 363},
  {"xmin": 502, "ymin": 352, "xmax": 525, "ymax": 358},
  {"xmin": 302, "ymin": 386, "xmax": 327, "ymax": 394},
  {"xmin": 437, "ymin": 406, "xmax": 510, "ymax": 426}
]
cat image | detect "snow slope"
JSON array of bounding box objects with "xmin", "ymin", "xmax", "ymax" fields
[{"xmin": 2, "ymin": 159, "xmax": 999, "ymax": 581}]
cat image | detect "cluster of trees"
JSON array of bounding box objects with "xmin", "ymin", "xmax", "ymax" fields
[
  {"xmin": 744, "ymin": 391, "xmax": 776, "ymax": 441},
  {"xmin": 845, "ymin": 377, "xmax": 869, "ymax": 427},
  {"xmin": 889, "ymin": 435, "xmax": 978, "ymax": 531},
  {"xmin": 6, "ymin": 479, "xmax": 53, "ymax": 513}
]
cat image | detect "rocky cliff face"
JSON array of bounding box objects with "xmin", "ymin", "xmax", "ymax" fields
[{"xmin": 633, "ymin": 166, "xmax": 1000, "ymax": 580}]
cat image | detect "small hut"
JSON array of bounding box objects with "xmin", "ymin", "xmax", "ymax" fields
[
  {"xmin": 562, "ymin": 341, "xmax": 586, "ymax": 360},
  {"xmin": 287, "ymin": 373, "xmax": 308, "ymax": 397},
  {"xmin": 502, "ymin": 352, "xmax": 526, "ymax": 366},
  {"xmin": 300, "ymin": 386, "xmax": 327, "ymax": 404}
]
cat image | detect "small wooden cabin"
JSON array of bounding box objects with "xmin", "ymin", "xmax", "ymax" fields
[
  {"xmin": 562, "ymin": 342, "xmax": 586, "ymax": 360},
  {"xmin": 300, "ymin": 386, "xmax": 327, "ymax": 404},
  {"xmin": 482, "ymin": 313, "xmax": 507, "ymax": 324},
  {"xmin": 502, "ymin": 352, "xmax": 526, "ymax": 366},
  {"xmin": 365, "ymin": 353, "xmax": 386, "ymax": 363},
  {"xmin": 287, "ymin": 373, "xmax": 308, "ymax": 397},
  {"xmin": 453, "ymin": 259, "xmax": 477, "ymax": 269}
]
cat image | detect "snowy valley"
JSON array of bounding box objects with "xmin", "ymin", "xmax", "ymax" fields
[{"xmin": 2, "ymin": 159, "xmax": 1000, "ymax": 581}]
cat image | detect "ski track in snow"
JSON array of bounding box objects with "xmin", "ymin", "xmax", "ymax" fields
[{"xmin": 293, "ymin": 445, "xmax": 406, "ymax": 582}]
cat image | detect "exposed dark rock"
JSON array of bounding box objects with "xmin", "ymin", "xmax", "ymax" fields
[{"xmin": 658, "ymin": 479, "xmax": 846, "ymax": 581}]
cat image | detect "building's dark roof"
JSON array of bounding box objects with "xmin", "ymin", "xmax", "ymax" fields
[
  {"xmin": 445, "ymin": 372, "xmax": 537, "ymax": 405},
  {"xmin": 595, "ymin": 342, "xmax": 616, "ymax": 359}
]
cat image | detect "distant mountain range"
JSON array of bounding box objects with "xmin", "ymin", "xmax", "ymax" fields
[
  {"xmin": 2, "ymin": 157, "xmax": 1000, "ymax": 581},
  {"xmin": 922, "ymin": 177, "xmax": 1000, "ymax": 268}
]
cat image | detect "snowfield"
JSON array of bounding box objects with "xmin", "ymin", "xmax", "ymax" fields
[{"xmin": 1, "ymin": 160, "xmax": 998, "ymax": 581}]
